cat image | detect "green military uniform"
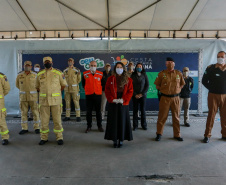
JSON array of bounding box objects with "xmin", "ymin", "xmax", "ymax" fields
[
  {"xmin": 36, "ymin": 67, "xmax": 67, "ymax": 141},
  {"xmin": 16, "ymin": 70, "xmax": 40, "ymax": 131},
  {"xmin": 0, "ymin": 73, "xmax": 10, "ymax": 141},
  {"xmin": 63, "ymin": 66, "xmax": 81, "ymax": 118}
]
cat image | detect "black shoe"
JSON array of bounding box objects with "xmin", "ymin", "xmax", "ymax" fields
[
  {"xmin": 138, "ymin": 117, "xmax": 141, "ymax": 120},
  {"xmin": 85, "ymin": 127, "xmax": 91, "ymax": 133},
  {"xmin": 98, "ymin": 127, "xmax": 104, "ymax": 132},
  {"xmin": 2, "ymin": 139, "xmax": 9, "ymax": 145},
  {"xmin": 28, "ymin": 118, "xmax": 33, "ymax": 121},
  {"xmin": 174, "ymin": 137, "xmax": 184, "ymax": 141},
  {"xmin": 203, "ymin": 137, "xmax": 209, "ymax": 143},
  {"xmin": 185, "ymin": 123, "xmax": 190, "ymax": 127},
  {"xmin": 39, "ymin": 140, "xmax": 48, "ymax": 145},
  {"xmin": 133, "ymin": 127, "xmax": 137, "ymax": 131},
  {"xmin": 76, "ymin": 117, "xmax": 81, "ymax": 122},
  {"xmin": 57, "ymin": 139, "xmax": 64, "ymax": 145},
  {"xmin": 19, "ymin": 130, "xmax": 28, "ymax": 135},
  {"xmin": 155, "ymin": 134, "xmax": 161, "ymax": 141},
  {"xmin": 142, "ymin": 126, "xmax": 147, "ymax": 130},
  {"xmin": 63, "ymin": 117, "xmax": 70, "ymax": 121},
  {"xmin": 118, "ymin": 141, "xmax": 123, "ymax": 148},
  {"xmin": 35, "ymin": 129, "xmax": 40, "ymax": 134},
  {"xmin": 222, "ymin": 137, "xmax": 226, "ymax": 140}
]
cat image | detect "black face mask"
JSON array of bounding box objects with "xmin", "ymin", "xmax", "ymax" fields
[{"xmin": 44, "ymin": 63, "xmax": 52, "ymax": 69}]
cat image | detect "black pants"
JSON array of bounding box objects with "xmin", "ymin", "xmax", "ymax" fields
[
  {"xmin": 86, "ymin": 94, "xmax": 102, "ymax": 128},
  {"xmin": 132, "ymin": 96, "xmax": 147, "ymax": 128}
]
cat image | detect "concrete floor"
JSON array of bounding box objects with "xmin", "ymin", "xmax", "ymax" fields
[{"xmin": 1, "ymin": 114, "xmax": 226, "ymax": 185}]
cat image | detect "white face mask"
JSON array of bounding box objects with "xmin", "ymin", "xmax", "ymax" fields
[
  {"xmin": 90, "ymin": 67, "xmax": 97, "ymax": 72},
  {"xmin": 116, "ymin": 68, "xmax": 123, "ymax": 75},
  {"xmin": 217, "ymin": 58, "xmax": 225, "ymax": 64},
  {"xmin": 34, "ymin": 67, "xmax": 40, "ymax": 72},
  {"xmin": 183, "ymin": 71, "xmax": 189, "ymax": 77},
  {"xmin": 106, "ymin": 67, "xmax": 111, "ymax": 72}
]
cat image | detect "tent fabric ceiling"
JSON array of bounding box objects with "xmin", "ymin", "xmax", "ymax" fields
[{"xmin": 0, "ymin": 0, "xmax": 226, "ymax": 32}]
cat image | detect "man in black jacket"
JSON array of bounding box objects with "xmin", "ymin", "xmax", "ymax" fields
[
  {"xmin": 131, "ymin": 63, "xmax": 149, "ymax": 130},
  {"xmin": 180, "ymin": 67, "xmax": 194, "ymax": 127},
  {"xmin": 101, "ymin": 63, "xmax": 112, "ymax": 120},
  {"xmin": 202, "ymin": 51, "xmax": 226, "ymax": 143}
]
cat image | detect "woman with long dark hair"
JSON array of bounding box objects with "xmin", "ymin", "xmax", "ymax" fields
[
  {"xmin": 131, "ymin": 63, "xmax": 149, "ymax": 130},
  {"xmin": 104, "ymin": 62, "xmax": 133, "ymax": 148}
]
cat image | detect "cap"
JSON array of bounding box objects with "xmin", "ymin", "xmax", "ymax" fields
[
  {"xmin": 24, "ymin": 61, "xmax": 32, "ymax": 65},
  {"xmin": 183, "ymin": 67, "xmax": 189, "ymax": 71},
  {"xmin": 68, "ymin": 58, "xmax": 74, "ymax": 62},
  {"xmin": 43, "ymin": 56, "xmax": 52, "ymax": 63},
  {"xmin": 105, "ymin": 63, "xmax": 111, "ymax": 67},
  {"xmin": 34, "ymin": 64, "xmax": 40, "ymax": 68},
  {"xmin": 166, "ymin": 57, "xmax": 174, "ymax": 62}
]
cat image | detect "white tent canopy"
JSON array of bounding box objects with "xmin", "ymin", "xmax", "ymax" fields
[{"xmin": 1, "ymin": 0, "xmax": 226, "ymax": 39}]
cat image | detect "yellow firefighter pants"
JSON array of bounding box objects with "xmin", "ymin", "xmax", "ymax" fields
[
  {"xmin": 40, "ymin": 104, "xmax": 63, "ymax": 141},
  {"xmin": 20, "ymin": 101, "xmax": 40, "ymax": 130},
  {"xmin": 65, "ymin": 92, "xmax": 80, "ymax": 117},
  {"xmin": 0, "ymin": 108, "xmax": 9, "ymax": 140}
]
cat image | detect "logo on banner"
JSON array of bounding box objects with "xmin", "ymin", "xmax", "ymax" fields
[
  {"xmin": 79, "ymin": 57, "xmax": 105, "ymax": 70},
  {"xmin": 130, "ymin": 57, "xmax": 152, "ymax": 69},
  {"xmin": 111, "ymin": 55, "xmax": 129, "ymax": 66}
]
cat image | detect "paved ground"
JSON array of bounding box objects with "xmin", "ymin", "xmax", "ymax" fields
[{"xmin": 1, "ymin": 114, "xmax": 226, "ymax": 185}]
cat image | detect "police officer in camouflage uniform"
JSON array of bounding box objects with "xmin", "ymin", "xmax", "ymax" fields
[
  {"xmin": 36, "ymin": 56, "xmax": 67, "ymax": 145},
  {"xmin": 16, "ymin": 61, "xmax": 40, "ymax": 135},
  {"xmin": 0, "ymin": 72, "xmax": 10, "ymax": 145},
  {"xmin": 63, "ymin": 58, "xmax": 81, "ymax": 122}
]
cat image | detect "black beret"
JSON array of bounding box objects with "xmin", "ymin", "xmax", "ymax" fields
[{"xmin": 166, "ymin": 57, "xmax": 174, "ymax": 62}]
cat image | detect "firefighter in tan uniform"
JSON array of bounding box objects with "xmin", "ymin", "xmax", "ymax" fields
[
  {"xmin": 36, "ymin": 56, "xmax": 67, "ymax": 145},
  {"xmin": 154, "ymin": 57, "xmax": 185, "ymax": 141},
  {"xmin": 16, "ymin": 61, "xmax": 40, "ymax": 135},
  {"xmin": 63, "ymin": 58, "xmax": 81, "ymax": 122},
  {"xmin": 0, "ymin": 72, "xmax": 10, "ymax": 145}
]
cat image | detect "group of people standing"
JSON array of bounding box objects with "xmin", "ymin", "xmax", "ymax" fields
[{"xmin": 0, "ymin": 51, "xmax": 225, "ymax": 147}]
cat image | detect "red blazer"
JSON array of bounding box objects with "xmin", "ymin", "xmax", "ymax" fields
[{"xmin": 105, "ymin": 75, "xmax": 133, "ymax": 105}]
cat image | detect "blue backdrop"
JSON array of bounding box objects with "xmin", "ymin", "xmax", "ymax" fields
[{"xmin": 23, "ymin": 52, "xmax": 199, "ymax": 111}]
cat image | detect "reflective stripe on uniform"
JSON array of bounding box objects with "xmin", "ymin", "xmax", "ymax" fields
[
  {"xmin": 37, "ymin": 70, "xmax": 46, "ymax": 76},
  {"xmin": 0, "ymin": 130, "xmax": 9, "ymax": 135},
  {"xmin": 52, "ymin": 69, "xmax": 62, "ymax": 76},
  {"xmin": 30, "ymin": 91, "xmax": 37, "ymax": 94},
  {"xmin": 20, "ymin": 91, "xmax": 26, "ymax": 94},
  {"xmin": 52, "ymin": 93, "xmax": 60, "ymax": 97},
  {"xmin": 53, "ymin": 128, "xmax": 64, "ymax": 133},
  {"xmin": 77, "ymin": 93, "xmax": 80, "ymax": 96},
  {"xmin": 0, "ymin": 74, "xmax": 4, "ymax": 78},
  {"xmin": 40, "ymin": 93, "xmax": 46, "ymax": 97},
  {"xmin": 40, "ymin": 129, "xmax": 49, "ymax": 133},
  {"xmin": 21, "ymin": 121, "xmax": 28, "ymax": 123},
  {"xmin": 75, "ymin": 108, "xmax": 80, "ymax": 111},
  {"xmin": 96, "ymin": 72, "xmax": 103, "ymax": 76},
  {"xmin": 60, "ymin": 104, "xmax": 63, "ymax": 107},
  {"xmin": 66, "ymin": 108, "xmax": 70, "ymax": 110},
  {"xmin": 72, "ymin": 84, "xmax": 78, "ymax": 87},
  {"xmin": 0, "ymin": 95, "xmax": 2, "ymax": 98},
  {"xmin": 1, "ymin": 108, "xmax": 6, "ymax": 112}
]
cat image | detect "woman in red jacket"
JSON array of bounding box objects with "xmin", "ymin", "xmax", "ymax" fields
[{"xmin": 104, "ymin": 62, "xmax": 133, "ymax": 148}]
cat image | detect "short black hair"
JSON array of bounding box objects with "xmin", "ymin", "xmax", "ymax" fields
[
  {"xmin": 218, "ymin": 51, "xmax": 226, "ymax": 55},
  {"xmin": 166, "ymin": 57, "xmax": 174, "ymax": 62},
  {"xmin": 133, "ymin": 63, "xmax": 146, "ymax": 73}
]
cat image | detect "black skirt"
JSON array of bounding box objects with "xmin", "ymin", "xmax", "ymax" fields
[{"xmin": 104, "ymin": 93, "xmax": 133, "ymax": 141}]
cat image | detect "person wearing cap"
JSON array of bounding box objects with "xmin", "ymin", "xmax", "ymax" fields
[
  {"xmin": 202, "ymin": 51, "xmax": 226, "ymax": 143},
  {"xmin": 63, "ymin": 58, "xmax": 81, "ymax": 122},
  {"xmin": 101, "ymin": 63, "xmax": 112, "ymax": 120},
  {"xmin": 36, "ymin": 56, "xmax": 67, "ymax": 145},
  {"xmin": 154, "ymin": 57, "xmax": 185, "ymax": 141},
  {"xmin": 0, "ymin": 72, "xmax": 10, "ymax": 145},
  {"xmin": 127, "ymin": 62, "xmax": 134, "ymax": 77},
  {"xmin": 34, "ymin": 64, "xmax": 41, "ymax": 73},
  {"xmin": 180, "ymin": 67, "xmax": 194, "ymax": 127},
  {"xmin": 82, "ymin": 60, "xmax": 104, "ymax": 133},
  {"xmin": 16, "ymin": 61, "xmax": 40, "ymax": 135}
]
